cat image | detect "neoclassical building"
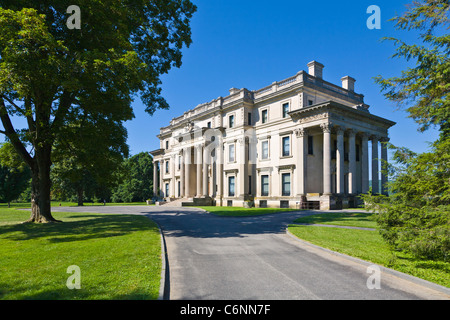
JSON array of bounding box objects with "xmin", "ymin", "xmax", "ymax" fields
[{"xmin": 150, "ymin": 61, "xmax": 395, "ymax": 210}]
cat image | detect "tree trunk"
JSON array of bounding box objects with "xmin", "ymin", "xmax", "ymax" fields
[
  {"xmin": 24, "ymin": 147, "xmax": 61, "ymax": 223},
  {"xmin": 77, "ymin": 186, "xmax": 84, "ymax": 206}
]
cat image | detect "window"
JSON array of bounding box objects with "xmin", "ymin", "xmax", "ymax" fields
[
  {"xmin": 207, "ymin": 122, "xmax": 212, "ymax": 128},
  {"xmin": 178, "ymin": 181, "xmax": 181, "ymax": 197},
  {"xmin": 229, "ymin": 115, "xmax": 235, "ymax": 128},
  {"xmin": 178, "ymin": 156, "xmax": 181, "ymax": 170},
  {"xmin": 261, "ymin": 140, "xmax": 269, "ymax": 160},
  {"xmin": 308, "ymin": 100, "xmax": 314, "ymax": 106},
  {"xmin": 282, "ymin": 173, "xmax": 291, "ymax": 196},
  {"xmin": 165, "ymin": 160, "xmax": 169, "ymax": 174},
  {"xmin": 229, "ymin": 144, "xmax": 235, "ymax": 162},
  {"xmin": 248, "ymin": 113, "xmax": 252, "ymax": 125},
  {"xmin": 308, "ymin": 136, "xmax": 314, "ymax": 155},
  {"xmin": 228, "ymin": 176, "xmax": 235, "ymax": 197},
  {"xmin": 282, "ymin": 103, "xmax": 289, "ymax": 118},
  {"xmin": 262, "ymin": 109, "xmax": 268, "ymax": 124},
  {"xmin": 165, "ymin": 183, "xmax": 170, "ymax": 197},
  {"xmin": 282, "ymin": 136, "xmax": 290, "ymax": 157},
  {"xmin": 261, "ymin": 175, "xmax": 269, "ymax": 196},
  {"xmin": 166, "ymin": 140, "xmax": 169, "ymax": 149}
]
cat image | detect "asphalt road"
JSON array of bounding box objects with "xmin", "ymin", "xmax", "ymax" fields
[{"xmin": 53, "ymin": 205, "xmax": 450, "ymax": 300}]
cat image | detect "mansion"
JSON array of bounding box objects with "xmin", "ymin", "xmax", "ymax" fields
[{"xmin": 150, "ymin": 61, "xmax": 395, "ymax": 210}]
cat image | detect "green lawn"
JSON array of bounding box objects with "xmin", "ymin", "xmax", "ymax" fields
[
  {"xmin": 3, "ymin": 201, "xmax": 148, "ymax": 209},
  {"xmin": 288, "ymin": 211, "xmax": 450, "ymax": 288},
  {"xmin": 198, "ymin": 206, "xmax": 299, "ymax": 217},
  {"xmin": 0, "ymin": 207, "xmax": 161, "ymax": 300}
]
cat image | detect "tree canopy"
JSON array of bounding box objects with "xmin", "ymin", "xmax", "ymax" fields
[
  {"xmin": 365, "ymin": 0, "xmax": 449, "ymax": 261},
  {"xmin": 0, "ymin": 1, "xmax": 196, "ymax": 222}
]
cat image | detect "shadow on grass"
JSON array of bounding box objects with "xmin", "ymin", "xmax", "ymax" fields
[
  {"xmin": 0, "ymin": 282, "xmax": 158, "ymax": 300},
  {"xmin": 0, "ymin": 214, "xmax": 155, "ymax": 243},
  {"xmin": 292, "ymin": 211, "xmax": 376, "ymax": 227}
]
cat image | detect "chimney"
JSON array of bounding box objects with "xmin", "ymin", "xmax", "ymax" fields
[
  {"xmin": 307, "ymin": 61, "xmax": 324, "ymax": 79},
  {"xmin": 341, "ymin": 76, "xmax": 356, "ymax": 92},
  {"xmin": 229, "ymin": 88, "xmax": 240, "ymax": 95}
]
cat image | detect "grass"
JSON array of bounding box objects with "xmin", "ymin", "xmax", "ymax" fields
[
  {"xmin": 0, "ymin": 207, "xmax": 162, "ymax": 300},
  {"xmin": 2, "ymin": 201, "xmax": 149, "ymax": 209},
  {"xmin": 198, "ymin": 206, "xmax": 299, "ymax": 217},
  {"xmin": 288, "ymin": 211, "xmax": 450, "ymax": 288}
]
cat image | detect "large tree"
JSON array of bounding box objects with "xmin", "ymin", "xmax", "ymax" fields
[
  {"xmin": 51, "ymin": 115, "xmax": 129, "ymax": 206},
  {"xmin": 364, "ymin": 0, "xmax": 449, "ymax": 261},
  {"xmin": 0, "ymin": 1, "xmax": 196, "ymax": 222}
]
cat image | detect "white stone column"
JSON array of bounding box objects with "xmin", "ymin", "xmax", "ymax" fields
[
  {"xmin": 321, "ymin": 123, "xmax": 332, "ymax": 195},
  {"xmin": 238, "ymin": 137, "xmax": 248, "ymax": 198},
  {"xmin": 372, "ymin": 136, "xmax": 379, "ymax": 194},
  {"xmin": 336, "ymin": 127, "xmax": 345, "ymax": 194},
  {"xmin": 185, "ymin": 148, "xmax": 191, "ymax": 198},
  {"xmin": 347, "ymin": 129, "xmax": 357, "ymax": 195},
  {"xmin": 295, "ymin": 128, "xmax": 307, "ymax": 196},
  {"xmin": 159, "ymin": 160, "xmax": 164, "ymax": 198},
  {"xmin": 170, "ymin": 155, "xmax": 176, "ymax": 197},
  {"xmin": 153, "ymin": 160, "xmax": 159, "ymax": 197},
  {"xmin": 361, "ymin": 133, "xmax": 369, "ymax": 193},
  {"xmin": 381, "ymin": 137, "xmax": 389, "ymax": 196},
  {"xmin": 196, "ymin": 145, "xmax": 203, "ymax": 198},
  {"xmin": 216, "ymin": 136, "xmax": 224, "ymax": 204},
  {"xmin": 203, "ymin": 146, "xmax": 209, "ymax": 197}
]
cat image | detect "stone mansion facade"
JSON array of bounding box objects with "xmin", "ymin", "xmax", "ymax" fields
[{"xmin": 150, "ymin": 61, "xmax": 395, "ymax": 210}]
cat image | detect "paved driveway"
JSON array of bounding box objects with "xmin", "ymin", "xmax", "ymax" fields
[{"xmin": 53, "ymin": 205, "xmax": 450, "ymax": 300}]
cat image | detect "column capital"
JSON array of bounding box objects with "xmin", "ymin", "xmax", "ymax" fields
[
  {"xmin": 370, "ymin": 134, "xmax": 381, "ymax": 141},
  {"xmin": 334, "ymin": 126, "xmax": 344, "ymax": 135},
  {"xmin": 346, "ymin": 128, "xmax": 356, "ymax": 137},
  {"xmin": 380, "ymin": 136, "xmax": 390, "ymax": 143},
  {"xmin": 295, "ymin": 127, "xmax": 308, "ymax": 138},
  {"xmin": 320, "ymin": 122, "xmax": 333, "ymax": 133}
]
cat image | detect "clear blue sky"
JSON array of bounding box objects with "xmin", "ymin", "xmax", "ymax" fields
[
  {"xmin": 1, "ymin": 0, "xmax": 441, "ymax": 158},
  {"xmin": 128, "ymin": 0, "xmax": 440, "ymax": 156}
]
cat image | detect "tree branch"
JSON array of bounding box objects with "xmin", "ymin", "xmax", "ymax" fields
[{"xmin": 0, "ymin": 98, "xmax": 34, "ymax": 168}]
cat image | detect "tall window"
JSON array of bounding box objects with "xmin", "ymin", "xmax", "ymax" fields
[
  {"xmin": 308, "ymin": 136, "xmax": 314, "ymax": 155},
  {"xmin": 229, "ymin": 115, "xmax": 235, "ymax": 128},
  {"xmin": 248, "ymin": 113, "xmax": 252, "ymax": 125},
  {"xmin": 282, "ymin": 103, "xmax": 289, "ymax": 118},
  {"xmin": 261, "ymin": 140, "xmax": 269, "ymax": 160},
  {"xmin": 228, "ymin": 176, "xmax": 235, "ymax": 197},
  {"xmin": 165, "ymin": 183, "xmax": 170, "ymax": 197},
  {"xmin": 262, "ymin": 109, "xmax": 268, "ymax": 124},
  {"xmin": 229, "ymin": 144, "xmax": 235, "ymax": 162},
  {"xmin": 282, "ymin": 136, "xmax": 290, "ymax": 157},
  {"xmin": 207, "ymin": 121, "xmax": 212, "ymax": 128},
  {"xmin": 261, "ymin": 175, "xmax": 269, "ymax": 196},
  {"xmin": 166, "ymin": 140, "xmax": 169, "ymax": 149},
  {"xmin": 282, "ymin": 173, "xmax": 291, "ymax": 196},
  {"xmin": 165, "ymin": 160, "xmax": 169, "ymax": 173}
]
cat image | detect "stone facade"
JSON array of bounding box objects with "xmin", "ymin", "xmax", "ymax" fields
[{"xmin": 150, "ymin": 61, "xmax": 396, "ymax": 210}]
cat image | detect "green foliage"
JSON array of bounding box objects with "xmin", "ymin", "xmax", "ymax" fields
[
  {"xmin": 365, "ymin": 0, "xmax": 450, "ymax": 262},
  {"xmin": 0, "ymin": 143, "xmax": 31, "ymax": 205},
  {"xmin": 363, "ymin": 139, "xmax": 450, "ymax": 261},
  {"xmin": 0, "ymin": 1, "xmax": 196, "ymax": 219},
  {"xmin": 111, "ymin": 152, "xmax": 154, "ymax": 203},
  {"xmin": 374, "ymin": 0, "xmax": 450, "ymax": 137}
]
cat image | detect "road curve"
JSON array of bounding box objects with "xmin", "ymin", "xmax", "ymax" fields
[{"xmin": 53, "ymin": 205, "xmax": 450, "ymax": 300}]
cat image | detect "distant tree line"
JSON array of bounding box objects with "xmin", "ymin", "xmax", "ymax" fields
[{"xmin": 0, "ymin": 142, "xmax": 155, "ymax": 206}]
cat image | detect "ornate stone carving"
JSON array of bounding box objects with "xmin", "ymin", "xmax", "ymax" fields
[{"xmin": 320, "ymin": 122, "xmax": 333, "ymax": 133}]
